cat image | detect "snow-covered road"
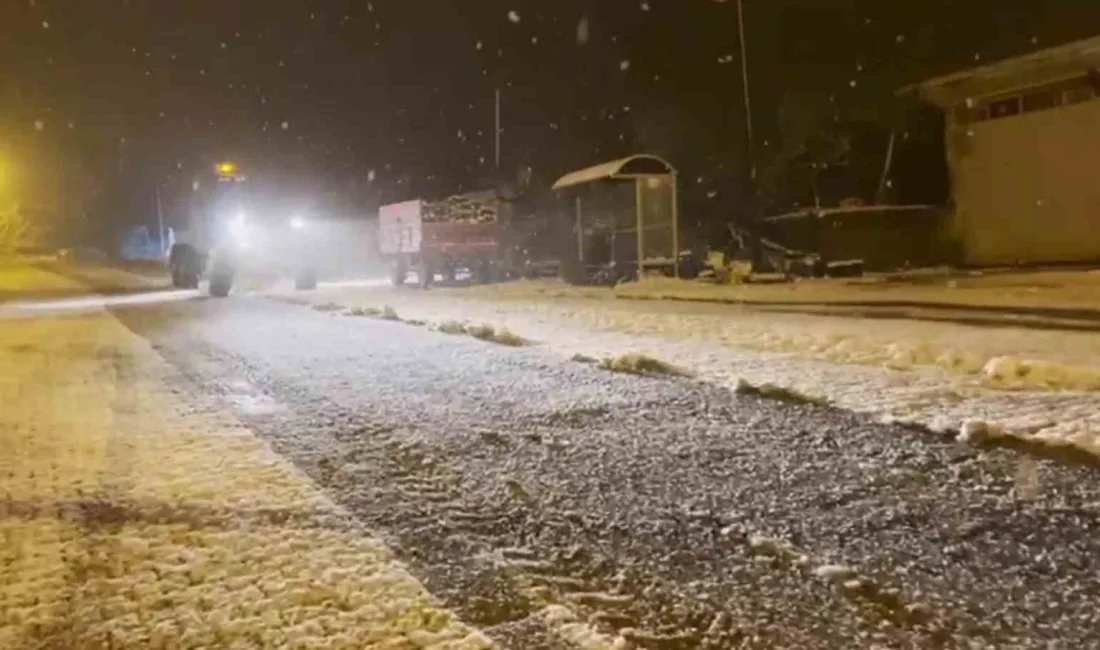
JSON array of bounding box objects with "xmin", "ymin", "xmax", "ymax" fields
[
  {"xmin": 5, "ymin": 263, "xmax": 1100, "ymax": 649},
  {"xmin": 107, "ymin": 293, "xmax": 1100, "ymax": 649}
]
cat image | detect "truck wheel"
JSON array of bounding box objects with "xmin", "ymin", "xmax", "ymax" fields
[
  {"xmin": 209, "ymin": 272, "xmax": 233, "ymax": 297},
  {"xmin": 391, "ymin": 262, "xmax": 407, "ymax": 287},
  {"xmin": 475, "ymin": 263, "xmax": 493, "ymax": 285},
  {"xmin": 418, "ymin": 261, "xmax": 433, "ymax": 289},
  {"xmin": 295, "ymin": 268, "xmax": 318, "ymax": 291}
]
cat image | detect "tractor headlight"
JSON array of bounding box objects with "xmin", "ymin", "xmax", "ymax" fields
[{"xmin": 228, "ymin": 213, "xmax": 250, "ymax": 247}]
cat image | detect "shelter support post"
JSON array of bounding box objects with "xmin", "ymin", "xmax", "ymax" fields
[
  {"xmin": 671, "ymin": 173, "xmax": 680, "ymax": 278},
  {"xmin": 575, "ymin": 195, "xmax": 584, "ymax": 263},
  {"xmin": 635, "ymin": 178, "xmax": 644, "ymax": 279}
]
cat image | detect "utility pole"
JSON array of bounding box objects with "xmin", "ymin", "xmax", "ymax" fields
[
  {"xmin": 736, "ymin": 0, "xmax": 756, "ymax": 182},
  {"xmin": 155, "ymin": 186, "xmax": 166, "ymax": 256},
  {"xmin": 494, "ymin": 89, "xmax": 502, "ymax": 171}
]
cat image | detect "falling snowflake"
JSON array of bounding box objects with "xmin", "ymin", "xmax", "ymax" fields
[
  {"xmin": 476, "ymin": 41, "xmax": 483, "ymax": 51},
  {"xmin": 641, "ymin": 1, "xmax": 650, "ymax": 10},
  {"xmin": 895, "ymin": 34, "xmax": 906, "ymax": 44},
  {"xmin": 707, "ymin": 191, "xmax": 719, "ymax": 199},
  {"xmin": 849, "ymin": 79, "xmax": 858, "ymax": 88},
  {"xmin": 33, "ymin": 120, "xmax": 45, "ymax": 132},
  {"xmin": 367, "ymin": 169, "xmax": 376, "ymax": 182},
  {"xmin": 281, "ymin": 121, "xmax": 290, "ymax": 130},
  {"xmin": 620, "ymin": 60, "xmax": 631, "ymax": 71},
  {"xmin": 577, "ymin": 16, "xmax": 589, "ymax": 44},
  {"xmin": 718, "ymin": 54, "xmax": 734, "ymax": 64},
  {"xmin": 41, "ymin": 21, "xmax": 49, "ymax": 29},
  {"xmin": 508, "ymin": 10, "xmax": 521, "ymax": 23}
]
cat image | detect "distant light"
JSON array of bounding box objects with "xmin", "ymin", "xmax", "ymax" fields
[{"xmin": 216, "ymin": 161, "xmax": 239, "ymax": 176}]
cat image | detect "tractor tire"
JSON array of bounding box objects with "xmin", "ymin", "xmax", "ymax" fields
[
  {"xmin": 209, "ymin": 272, "xmax": 233, "ymax": 298},
  {"xmin": 170, "ymin": 244, "xmax": 202, "ymax": 288},
  {"xmin": 295, "ymin": 267, "xmax": 318, "ymax": 291}
]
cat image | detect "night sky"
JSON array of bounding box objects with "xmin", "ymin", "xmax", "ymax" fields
[{"xmin": 3, "ymin": 0, "xmax": 1100, "ymax": 238}]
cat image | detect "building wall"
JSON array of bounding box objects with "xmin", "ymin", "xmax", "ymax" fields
[{"xmin": 947, "ymin": 98, "xmax": 1100, "ymax": 265}]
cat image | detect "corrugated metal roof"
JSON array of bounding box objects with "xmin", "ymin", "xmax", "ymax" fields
[
  {"xmin": 903, "ymin": 34, "xmax": 1100, "ymax": 106},
  {"xmin": 552, "ymin": 154, "xmax": 675, "ymax": 190}
]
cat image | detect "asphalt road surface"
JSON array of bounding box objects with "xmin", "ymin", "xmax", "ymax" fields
[{"xmin": 111, "ymin": 295, "xmax": 1100, "ymax": 649}]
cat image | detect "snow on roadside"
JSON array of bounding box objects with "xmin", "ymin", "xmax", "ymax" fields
[
  {"xmin": 277, "ymin": 287, "xmax": 1100, "ymax": 459},
  {"xmin": 0, "ymin": 313, "xmax": 491, "ymax": 649},
  {"xmin": 0, "ymin": 261, "xmax": 87, "ymax": 297},
  {"xmin": 433, "ymin": 281, "xmax": 1100, "ymax": 392},
  {"xmin": 465, "ymin": 271, "xmax": 1100, "ymax": 312}
]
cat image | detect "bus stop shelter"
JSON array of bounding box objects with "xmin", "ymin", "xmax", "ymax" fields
[{"xmin": 552, "ymin": 154, "xmax": 679, "ymax": 280}]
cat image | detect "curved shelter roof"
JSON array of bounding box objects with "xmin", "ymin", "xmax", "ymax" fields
[{"xmin": 552, "ymin": 154, "xmax": 676, "ymax": 190}]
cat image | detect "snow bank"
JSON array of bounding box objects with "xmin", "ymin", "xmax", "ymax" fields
[{"xmin": 282, "ymin": 287, "xmax": 1100, "ymax": 461}]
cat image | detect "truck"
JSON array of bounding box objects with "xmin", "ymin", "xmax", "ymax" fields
[
  {"xmin": 169, "ymin": 162, "xmax": 319, "ymax": 297},
  {"xmin": 379, "ymin": 188, "xmax": 520, "ymax": 288}
]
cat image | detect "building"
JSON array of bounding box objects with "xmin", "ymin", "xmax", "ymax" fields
[{"xmin": 909, "ymin": 36, "xmax": 1100, "ymax": 266}]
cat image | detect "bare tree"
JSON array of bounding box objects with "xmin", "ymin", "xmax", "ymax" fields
[{"xmin": 756, "ymin": 91, "xmax": 852, "ymax": 212}]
